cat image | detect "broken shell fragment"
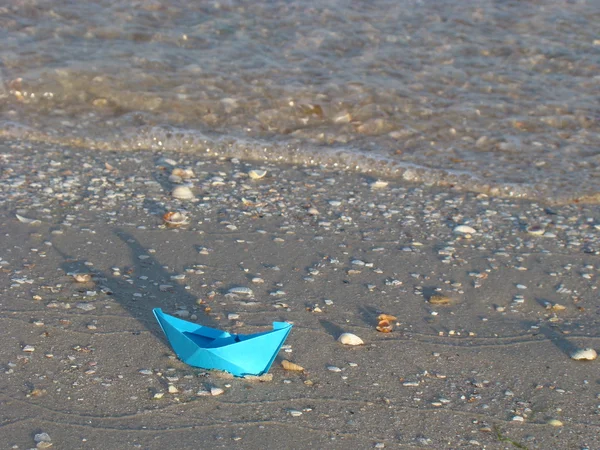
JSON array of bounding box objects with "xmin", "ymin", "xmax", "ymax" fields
[
  {"xmin": 163, "ymin": 211, "xmax": 189, "ymax": 227},
  {"xmin": 570, "ymin": 348, "xmax": 597, "ymax": 361},
  {"xmin": 228, "ymin": 286, "xmax": 254, "ymax": 296},
  {"xmin": 378, "ymin": 314, "xmax": 397, "ymax": 322},
  {"xmin": 248, "ymin": 169, "xmax": 267, "ymax": 180},
  {"xmin": 428, "ymin": 294, "xmax": 452, "ymax": 305},
  {"xmin": 281, "ymin": 360, "xmax": 305, "ymax": 372},
  {"xmin": 72, "ymin": 273, "xmax": 92, "ymax": 283},
  {"xmin": 172, "ymin": 185, "xmax": 194, "ymax": 200},
  {"xmin": 171, "ymin": 168, "xmax": 194, "ymax": 179},
  {"xmin": 338, "ymin": 333, "xmax": 364, "ymax": 346}
]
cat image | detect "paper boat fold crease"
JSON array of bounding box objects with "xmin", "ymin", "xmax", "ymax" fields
[{"xmin": 153, "ymin": 308, "xmax": 292, "ymax": 377}]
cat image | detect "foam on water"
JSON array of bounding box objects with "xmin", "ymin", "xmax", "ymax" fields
[{"xmin": 0, "ymin": 0, "xmax": 599, "ymax": 203}]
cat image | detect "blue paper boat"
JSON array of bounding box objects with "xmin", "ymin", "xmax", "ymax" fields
[{"xmin": 153, "ymin": 308, "xmax": 292, "ymax": 377}]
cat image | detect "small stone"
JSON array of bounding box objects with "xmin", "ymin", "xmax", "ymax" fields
[
  {"xmin": 153, "ymin": 392, "xmax": 164, "ymax": 399},
  {"xmin": 570, "ymin": 348, "xmax": 597, "ymax": 361},
  {"xmin": 511, "ymin": 415, "xmax": 524, "ymax": 422},
  {"xmin": 139, "ymin": 369, "xmax": 153, "ymax": 375},
  {"xmin": 327, "ymin": 365, "xmax": 342, "ymax": 372},
  {"xmin": 23, "ymin": 345, "xmax": 35, "ymax": 352},
  {"xmin": 547, "ymin": 419, "xmax": 563, "ymax": 427},
  {"xmin": 34, "ymin": 433, "xmax": 51, "ymax": 444},
  {"xmin": 289, "ymin": 409, "xmax": 303, "ymax": 417},
  {"xmin": 227, "ymin": 313, "xmax": 240, "ymax": 320},
  {"xmin": 168, "ymin": 385, "xmax": 179, "ymax": 394}
]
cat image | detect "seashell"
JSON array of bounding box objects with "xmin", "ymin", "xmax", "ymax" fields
[
  {"xmin": 453, "ymin": 225, "xmax": 476, "ymax": 235},
  {"xmin": 171, "ymin": 168, "xmax": 194, "ymax": 179},
  {"xmin": 338, "ymin": 332, "xmax": 364, "ymax": 346},
  {"xmin": 376, "ymin": 319, "xmax": 393, "ymax": 333},
  {"xmin": 15, "ymin": 214, "xmax": 41, "ymax": 224},
  {"xmin": 172, "ymin": 185, "xmax": 194, "ymax": 200},
  {"xmin": 526, "ymin": 224, "xmax": 545, "ymax": 235},
  {"xmin": 248, "ymin": 169, "xmax": 267, "ymax": 180},
  {"xmin": 378, "ymin": 314, "xmax": 397, "ymax": 322},
  {"xmin": 228, "ymin": 286, "xmax": 254, "ymax": 296},
  {"xmin": 168, "ymin": 385, "xmax": 179, "ymax": 394},
  {"xmin": 281, "ymin": 360, "xmax": 304, "ymax": 372},
  {"xmin": 570, "ymin": 348, "xmax": 597, "ymax": 361},
  {"xmin": 370, "ymin": 179, "xmax": 389, "ymax": 189},
  {"xmin": 163, "ymin": 211, "xmax": 189, "ymax": 226},
  {"xmin": 428, "ymin": 294, "xmax": 452, "ymax": 305},
  {"xmin": 72, "ymin": 273, "xmax": 91, "ymax": 283}
]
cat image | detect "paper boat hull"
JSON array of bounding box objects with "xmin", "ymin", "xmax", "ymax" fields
[{"xmin": 153, "ymin": 308, "xmax": 292, "ymax": 377}]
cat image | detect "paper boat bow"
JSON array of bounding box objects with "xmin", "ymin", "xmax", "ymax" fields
[{"xmin": 153, "ymin": 308, "xmax": 292, "ymax": 377}]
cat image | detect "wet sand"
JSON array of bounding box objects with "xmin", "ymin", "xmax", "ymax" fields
[{"xmin": 1, "ymin": 139, "xmax": 599, "ymax": 449}]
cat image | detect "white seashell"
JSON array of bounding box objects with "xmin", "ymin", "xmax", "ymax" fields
[
  {"xmin": 23, "ymin": 345, "xmax": 35, "ymax": 352},
  {"xmin": 172, "ymin": 185, "xmax": 194, "ymax": 200},
  {"xmin": 370, "ymin": 179, "xmax": 389, "ymax": 189},
  {"xmin": 453, "ymin": 225, "xmax": 476, "ymax": 234},
  {"xmin": 168, "ymin": 385, "xmax": 179, "ymax": 394},
  {"xmin": 570, "ymin": 348, "xmax": 597, "ymax": 361},
  {"xmin": 228, "ymin": 287, "xmax": 254, "ymax": 296},
  {"xmin": 15, "ymin": 214, "xmax": 41, "ymax": 225},
  {"xmin": 248, "ymin": 169, "xmax": 267, "ymax": 179},
  {"xmin": 337, "ymin": 333, "xmax": 364, "ymax": 346}
]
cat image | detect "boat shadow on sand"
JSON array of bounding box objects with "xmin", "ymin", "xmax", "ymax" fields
[{"xmin": 54, "ymin": 228, "xmax": 220, "ymax": 343}]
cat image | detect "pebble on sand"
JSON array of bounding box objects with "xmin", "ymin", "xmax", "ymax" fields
[{"xmin": 570, "ymin": 348, "xmax": 597, "ymax": 361}]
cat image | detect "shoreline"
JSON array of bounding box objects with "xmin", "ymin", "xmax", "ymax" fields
[{"xmin": 1, "ymin": 139, "xmax": 599, "ymax": 449}]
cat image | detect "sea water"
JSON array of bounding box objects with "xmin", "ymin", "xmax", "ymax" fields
[{"xmin": 1, "ymin": 0, "xmax": 598, "ymax": 203}]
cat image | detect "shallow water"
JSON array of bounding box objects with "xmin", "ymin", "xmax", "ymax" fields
[{"xmin": 1, "ymin": 0, "xmax": 599, "ymax": 202}]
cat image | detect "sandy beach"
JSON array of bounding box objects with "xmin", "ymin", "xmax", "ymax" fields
[{"xmin": 1, "ymin": 139, "xmax": 599, "ymax": 449}]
